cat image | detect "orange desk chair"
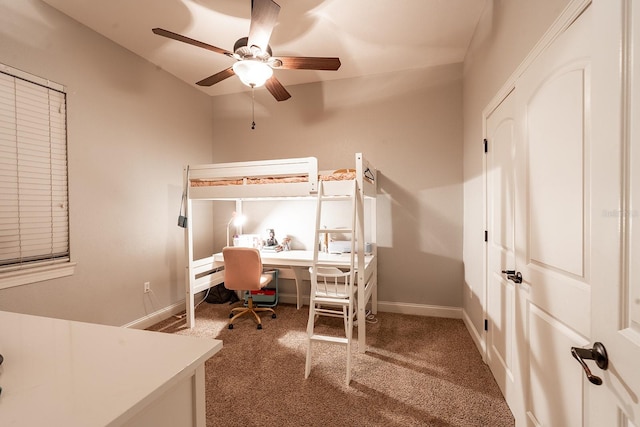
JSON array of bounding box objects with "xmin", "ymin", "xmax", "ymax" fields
[{"xmin": 222, "ymin": 247, "xmax": 277, "ymax": 330}]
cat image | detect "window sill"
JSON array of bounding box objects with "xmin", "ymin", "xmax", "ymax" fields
[{"xmin": 0, "ymin": 262, "xmax": 77, "ymax": 290}]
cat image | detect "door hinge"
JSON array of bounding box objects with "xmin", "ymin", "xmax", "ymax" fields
[
  {"xmin": 484, "ymin": 230, "xmax": 488, "ymax": 242},
  {"xmin": 484, "ymin": 319, "xmax": 488, "ymax": 331},
  {"xmin": 483, "ymin": 138, "xmax": 488, "ymax": 153}
]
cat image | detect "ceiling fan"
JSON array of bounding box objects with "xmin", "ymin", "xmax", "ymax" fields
[{"xmin": 152, "ymin": 0, "xmax": 341, "ymax": 102}]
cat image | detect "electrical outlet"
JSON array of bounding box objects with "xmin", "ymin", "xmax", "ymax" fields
[{"xmin": 144, "ymin": 282, "xmax": 150, "ymax": 293}]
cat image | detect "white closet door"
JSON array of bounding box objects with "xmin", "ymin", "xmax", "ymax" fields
[
  {"xmin": 588, "ymin": 0, "xmax": 640, "ymax": 425},
  {"xmin": 514, "ymin": 6, "xmax": 592, "ymax": 427},
  {"xmin": 485, "ymin": 91, "xmax": 525, "ymax": 424}
]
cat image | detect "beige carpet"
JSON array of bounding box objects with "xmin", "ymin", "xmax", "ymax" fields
[{"xmin": 149, "ymin": 301, "xmax": 514, "ymax": 427}]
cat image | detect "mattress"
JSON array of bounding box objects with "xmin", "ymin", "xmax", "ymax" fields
[{"xmin": 190, "ymin": 169, "xmax": 356, "ymax": 187}]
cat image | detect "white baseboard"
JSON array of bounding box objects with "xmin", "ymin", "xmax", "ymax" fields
[
  {"xmin": 279, "ymin": 293, "xmax": 462, "ymax": 318},
  {"xmin": 276, "ymin": 292, "xmax": 303, "ymax": 306},
  {"xmin": 124, "ymin": 294, "xmax": 464, "ymax": 329},
  {"xmin": 462, "ymin": 309, "xmax": 487, "ymax": 361},
  {"xmin": 375, "ymin": 301, "xmax": 462, "ymax": 318},
  {"xmin": 123, "ymin": 300, "xmax": 186, "ymax": 330}
]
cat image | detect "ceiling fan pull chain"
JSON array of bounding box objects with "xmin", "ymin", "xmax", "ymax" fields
[{"xmin": 251, "ymin": 85, "xmax": 256, "ymax": 129}]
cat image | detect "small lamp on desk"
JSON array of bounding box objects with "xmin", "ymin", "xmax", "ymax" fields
[{"xmin": 226, "ymin": 212, "xmax": 246, "ymax": 247}]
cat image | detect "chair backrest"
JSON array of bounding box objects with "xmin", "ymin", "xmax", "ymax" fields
[
  {"xmin": 223, "ymin": 247, "xmax": 267, "ymax": 291},
  {"xmin": 310, "ymin": 266, "xmax": 353, "ymax": 299}
]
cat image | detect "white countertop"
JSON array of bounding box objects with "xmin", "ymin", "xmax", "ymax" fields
[{"xmin": 0, "ymin": 311, "xmax": 222, "ymax": 427}]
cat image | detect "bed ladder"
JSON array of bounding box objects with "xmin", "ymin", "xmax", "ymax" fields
[{"xmin": 305, "ymin": 178, "xmax": 358, "ymax": 385}]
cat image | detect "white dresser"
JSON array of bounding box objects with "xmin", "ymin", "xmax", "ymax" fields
[{"xmin": 0, "ymin": 311, "xmax": 222, "ymax": 427}]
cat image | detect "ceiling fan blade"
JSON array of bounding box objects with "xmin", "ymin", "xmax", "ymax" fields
[
  {"xmin": 265, "ymin": 76, "xmax": 291, "ymax": 102},
  {"xmin": 248, "ymin": 0, "xmax": 280, "ymax": 55},
  {"xmin": 196, "ymin": 67, "xmax": 236, "ymax": 87},
  {"xmin": 272, "ymin": 56, "xmax": 341, "ymax": 71},
  {"xmin": 152, "ymin": 28, "xmax": 233, "ymax": 57}
]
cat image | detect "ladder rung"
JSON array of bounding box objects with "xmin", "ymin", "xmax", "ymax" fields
[
  {"xmin": 310, "ymin": 334, "xmax": 349, "ymax": 345},
  {"xmin": 319, "ymin": 195, "xmax": 352, "ymax": 201},
  {"xmin": 318, "ymin": 228, "xmax": 353, "ymax": 234}
]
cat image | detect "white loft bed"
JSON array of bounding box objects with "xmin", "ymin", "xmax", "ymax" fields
[{"xmin": 182, "ymin": 153, "xmax": 377, "ymax": 329}]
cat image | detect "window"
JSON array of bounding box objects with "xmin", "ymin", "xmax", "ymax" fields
[{"xmin": 0, "ymin": 64, "xmax": 74, "ymax": 289}]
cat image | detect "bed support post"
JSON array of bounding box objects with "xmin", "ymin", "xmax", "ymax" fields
[{"xmin": 184, "ymin": 166, "xmax": 196, "ymax": 328}]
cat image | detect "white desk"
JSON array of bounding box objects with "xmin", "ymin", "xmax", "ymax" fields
[
  {"xmin": 213, "ymin": 249, "xmax": 377, "ymax": 353},
  {"xmin": 0, "ymin": 311, "xmax": 222, "ymax": 427}
]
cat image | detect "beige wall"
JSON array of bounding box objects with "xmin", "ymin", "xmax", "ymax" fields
[
  {"xmin": 0, "ymin": 0, "xmax": 214, "ymax": 326},
  {"xmin": 211, "ymin": 63, "xmax": 465, "ymax": 308},
  {"xmin": 462, "ymin": 0, "xmax": 571, "ymax": 335},
  {"xmin": 0, "ymin": 0, "xmax": 503, "ymax": 326}
]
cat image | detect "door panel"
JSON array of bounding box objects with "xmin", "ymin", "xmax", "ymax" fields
[
  {"xmin": 527, "ymin": 69, "xmax": 585, "ymax": 278},
  {"xmin": 515, "ymin": 6, "xmax": 591, "ymax": 426},
  {"xmin": 589, "ymin": 0, "xmax": 640, "ymax": 424},
  {"xmin": 486, "ymin": 91, "xmax": 523, "ymax": 422},
  {"xmin": 528, "ymin": 305, "xmax": 589, "ymax": 427}
]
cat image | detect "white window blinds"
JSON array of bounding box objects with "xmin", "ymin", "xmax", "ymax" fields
[{"xmin": 0, "ymin": 68, "xmax": 69, "ymax": 270}]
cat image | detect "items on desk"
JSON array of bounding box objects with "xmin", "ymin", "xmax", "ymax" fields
[
  {"xmin": 280, "ymin": 236, "xmax": 291, "ymax": 251},
  {"xmin": 233, "ymin": 234, "xmax": 262, "ymax": 248},
  {"xmin": 226, "ymin": 212, "xmax": 247, "ymax": 247},
  {"xmin": 235, "ymin": 228, "xmax": 279, "ymax": 249},
  {"xmin": 324, "ymin": 228, "xmax": 373, "ymax": 254},
  {"xmin": 263, "ymin": 234, "xmax": 291, "ymax": 252},
  {"xmin": 234, "ymin": 232, "xmax": 292, "ymax": 252},
  {"xmin": 327, "ymin": 240, "xmax": 373, "ymax": 254},
  {"xmin": 319, "ymin": 226, "xmax": 329, "ymax": 253},
  {"xmin": 265, "ymin": 228, "xmax": 278, "ymax": 246}
]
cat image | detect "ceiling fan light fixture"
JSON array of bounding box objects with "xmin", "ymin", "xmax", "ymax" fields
[{"xmin": 233, "ymin": 60, "xmax": 273, "ymax": 88}]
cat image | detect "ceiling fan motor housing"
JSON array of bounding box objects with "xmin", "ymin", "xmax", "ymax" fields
[{"xmin": 234, "ymin": 37, "xmax": 272, "ymax": 60}]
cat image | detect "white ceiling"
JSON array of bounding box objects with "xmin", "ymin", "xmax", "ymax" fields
[{"xmin": 41, "ymin": 0, "xmax": 486, "ymax": 98}]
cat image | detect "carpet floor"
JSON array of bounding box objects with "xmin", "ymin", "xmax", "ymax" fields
[{"xmin": 148, "ymin": 301, "xmax": 514, "ymax": 427}]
